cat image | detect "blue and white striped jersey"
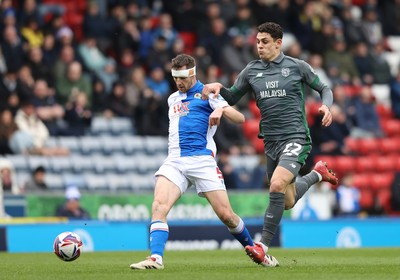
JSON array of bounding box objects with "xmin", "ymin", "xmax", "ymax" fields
[{"xmin": 167, "ymin": 81, "xmax": 228, "ymax": 158}]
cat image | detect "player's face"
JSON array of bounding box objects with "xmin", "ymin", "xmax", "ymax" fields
[
  {"xmin": 172, "ymin": 67, "xmax": 196, "ymax": 93},
  {"xmin": 256, "ymin": 32, "xmax": 282, "ymax": 61}
]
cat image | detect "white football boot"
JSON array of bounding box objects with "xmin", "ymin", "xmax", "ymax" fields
[{"xmin": 130, "ymin": 257, "xmax": 165, "ymax": 270}]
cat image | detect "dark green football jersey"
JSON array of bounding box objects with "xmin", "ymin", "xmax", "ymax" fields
[{"xmin": 229, "ymin": 52, "xmax": 332, "ymax": 142}]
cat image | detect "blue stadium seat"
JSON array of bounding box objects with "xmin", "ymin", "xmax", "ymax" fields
[
  {"xmin": 90, "ymin": 116, "xmax": 111, "ymax": 135},
  {"xmin": 28, "ymin": 156, "xmax": 50, "ymax": 172},
  {"xmin": 5, "ymin": 154, "xmax": 29, "ymax": 173},
  {"xmin": 100, "ymin": 135, "xmax": 124, "ymax": 155},
  {"xmin": 110, "ymin": 117, "xmax": 133, "ymax": 135},
  {"xmin": 113, "ymin": 154, "xmax": 137, "ymax": 174},
  {"xmin": 84, "ymin": 173, "xmax": 108, "ymax": 191},
  {"xmin": 58, "ymin": 137, "xmax": 81, "ymax": 154},
  {"xmin": 144, "ymin": 136, "xmax": 168, "ymax": 155},
  {"xmin": 70, "ymin": 155, "xmax": 94, "ymax": 173},
  {"xmin": 80, "ymin": 136, "xmax": 103, "ymax": 155},
  {"xmin": 106, "ymin": 174, "xmax": 130, "ymax": 191},
  {"xmin": 49, "ymin": 156, "xmax": 73, "ymax": 174},
  {"xmin": 121, "ymin": 135, "xmax": 145, "ymax": 155},
  {"xmin": 44, "ymin": 173, "xmax": 65, "ymax": 190},
  {"xmin": 62, "ymin": 173, "xmax": 86, "ymax": 189}
]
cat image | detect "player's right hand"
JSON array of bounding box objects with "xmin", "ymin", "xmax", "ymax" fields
[{"xmin": 201, "ymin": 83, "xmax": 223, "ymax": 100}]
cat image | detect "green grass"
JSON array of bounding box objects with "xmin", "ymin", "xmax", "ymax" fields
[{"xmin": 1, "ymin": 248, "xmax": 400, "ymax": 280}]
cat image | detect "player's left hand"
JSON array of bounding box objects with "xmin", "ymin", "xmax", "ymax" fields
[
  {"xmin": 319, "ymin": 104, "xmax": 332, "ymax": 127},
  {"xmin": 209, "ymin": 108, "xmax": 223, "ymax": 127},
  {"xmin": 202, "ymin": 83, "xmax": 222, "ymax": 100}
]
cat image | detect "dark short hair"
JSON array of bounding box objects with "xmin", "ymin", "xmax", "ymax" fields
[
  {"xmin": 171, "ymin": 54, "xmax": 195, "ymax": 69},
  {"xmin": 257, "ymin": 22, "xmax": 283, "ymax": 40}
]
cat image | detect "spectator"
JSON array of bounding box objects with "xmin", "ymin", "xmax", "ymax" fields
[
  {"xmin": 124, "ymin": 66, "xmax": 147, "ymax": 113},
  {"xmin": 13, "ymin": 99, "xmax": 69, "ymax": 155},
  {"xmin": 53, "ymin": 45, "xmax": 76, "ymax": 84},
  {"xmin": 151, "ymin": 13, "xmax": 178, "ymax": 50},
  {"xmin": 16, "ymin": 65, "xmax": 34, "ymax": 101},
  {"xmin": 1, "ymin": 25, "xmax": 24, "ymax": 73},
  {"xmin": 104, "ymin": 81, "xmax": 132, "ymax": 118},
  {"xmin": 63, "ymin": 91, "xmax": 92, "ymax": 136},
  {"xmin": 31, "ymin": 79, "xmax": 65, "ymax": 136},
  {"xmin": 390, "ymin": 72, "xmax": 400, "ymax": 118},
  {"xmin": 55, "ymin": 61, "xmax": 92, "ymax": 107},
  {"xmin": 91, "ymin": 78, "xmax": 107, "ymax": 114},
  {"xmin": 352, "ymin": 41, "xmax": 374, "ymax": 84},
  {"xmin": 370, "ymin": 42, "xmax": 392, "ymax": 85},
  {"xmin": 348, "ymin": 85, "xmax": 384, "ymax": 138},
  {"xmin": 24, "ymin": 165, "xmax": 47, "ymax": 191},
  {"xmin": 0, "ymin": 71, "xmax": 19, "ymax": 113},
  {"xmin": 41, "ymin": 33, "xmax": 58, "ymax": 67},
  {"xmin": 20, "ymin": 16, "xmax": 43, "ymax": 48},
  {"xmin": 55, "ymin": 185, "xmax": 90, "ymax": 219},
  {"xmin": 145, "ymin": 65, "xmax": 170, "ymax": 98},
  {"xmin": 335, "ymin": 173, "xmax": 360, "ymax": 216},
  {"xmin": 0, "ymin": 109, "xmax": 18, "ymax": 154},
  {"xmin": 26, "ymin": 46, "xmax": 54, "ymax": 86},
  {"xmin": 324, "ymin": 38, "xmax": 360, "ymax": 85},
  {"xmin": 0, "ymin": 157, "xmax": 20, "ymax": 194}
]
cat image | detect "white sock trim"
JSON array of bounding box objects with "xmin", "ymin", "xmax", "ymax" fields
[
  {"xmin": 150, "ymin": 254, "xmax": 163, "ymax": 264},
  {"xmin": 313, "ymin": 170, "xmax": 322, "ymax": 181},
  {"xmin": 228, "ymin": 217, "xmax": 244, "ymax": 233}
]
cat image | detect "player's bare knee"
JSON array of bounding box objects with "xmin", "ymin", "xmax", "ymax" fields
[
  {"xmin": 152, "ymin": 200, "xmax": 168, "ymax": 216},
  {"xmin": 269, "ymin": 179, "xmax": 286, "ymax": 193}
]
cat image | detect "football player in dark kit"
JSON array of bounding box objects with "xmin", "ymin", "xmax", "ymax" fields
[{"xmin": 202, "ymin": 22, "xmax": 339, "ymax": 266}]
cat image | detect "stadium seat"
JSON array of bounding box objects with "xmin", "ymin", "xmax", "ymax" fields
[
  {"xmin": 344, "ymin": 137, "xmax": 360, "ymax": 154},
  {"xmin": 44, "ymin": 137, "xmax": 58, "ymax": 148},
  {"xmin": 90, "ymin": 117, "xmax": 111, "ymax": 135},
  {"xmin": 381, "ymin": 119, "xmax": 400, "ymax": 137},
  {"xmin": 84, "ymin": 173, "xmax": 108, "ymax": 191},
  {"xmin": 28, "ymin": 156, "xmax": 50, "ymax": 172},
  {"xmin": 251, "ymin": 136, "xmax": 264, "ymax": 154},
  {"xmin": 121, "ymin": 135, "xmax": 145, "ymax": 155},
  {"xmin": 376, "ymin": 104, "xmax": 394, "ymax": 120},
  {"xmin": 248, "ymin": 100, "xmax": 261, "ymax": 119},
  {"xmin": 134, "ymin": 153, "xmax": 164, "ymax": 174},
  {"xmin": 5, "ymin": 155, "xmax": 29, "ymax": 172},
  {"xmin": 369, "ymin": 172, "xmax": 395, "ymax": 191},
  {"xmin": 49, "ymin": 156, "xmax": 73, "ymax": 174},
  {"xmin": 113, "ymin": 154, "xmax": 137, "ymax": 174},
  {"xmin": 15, "ymin": 171, "xmax": 31, "ymax": 188},
  {"xmin": 92, "ymin": 155, "xmax": 117, "ymax": 174},
  {"xmin": 129, "ymin": 173, "xmax": 154, "ymax": 191},
  {"xmin": 62, "ymin": 173, "xmax": 86, "ymax": 189},
  {"xmin": 378, "ymin": 137, "xmax": 400, "ymax": 154},
  {"xmin": 44, "ymin": 173, "xmax": 65, "ymax": 190},
  {"xmin": 351, "ymin": 173, "xmax": 371, "ymax": 190},
  {"xmin": 313, "ymin": 155, "xmax": 336, "ymax": 170},
  {"xmin": 331, "ymin": 155, "xmax": 356, "ymax": 176},
  {"xmin": 144, "ymin": 136, "xmax": 168, "ymax": 155},
  {"xmin": 110, "ymin": 117, "xmax": 134, "ymax": 135},
  {"xmin": 371, "ymin": 84, "xmax": 390, "ymax": 107},
  {"xmin": 80, "ymin": 136, "xmax": 103, "ymax": 155},
  {"xmin": 242, "ymin": 119, "xmax": 260, "ymax": 140},
  {"xmin": 376, "ymin": 188, "xmax": 393, "ymax": 214},
  {"xmin": 357, "ymin": 138, "xmax": 379, "ymax": 155},
  {"xmin": 70, "ymin": 155, "xmax": 94, "ymax": 173},
  {"xmin": 100, "ymin": 135, "xmax": 124, "ymax": 155},
  {"xmin": 386, "ymin": 36, "xmax": 400, "ymax": 52},
  {"xmin": 359, "ymin": 189, "xmax": 375, "ymax": 210},
  {"xmin": 355, "ymin": 156, "xmax": 378, "ymax": 173},
  {"xmin": 58, "ymin": 137, "xmax": 81, "ymax": 154},
  {"xmin": 106, "ymin": 174, "xmax": 131, "ymax": 191},
  {"xmin": 375, "ymin": 156, "xmax": 398, "ymax": 172}
]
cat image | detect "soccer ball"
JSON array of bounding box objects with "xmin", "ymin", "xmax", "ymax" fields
[{"xmin": 53, "ymin": 232, "xmax": 83, "ymax": 262}]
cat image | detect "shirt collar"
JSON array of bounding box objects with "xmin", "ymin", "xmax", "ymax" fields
[{"xmin": 261, "ymin": 52, "xmax": 285, "ymax": 66}]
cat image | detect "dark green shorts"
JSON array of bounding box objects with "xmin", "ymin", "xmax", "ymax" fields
[{"xmin": 264, "ymin": 138, "xmax": 312, "ymax": 182}]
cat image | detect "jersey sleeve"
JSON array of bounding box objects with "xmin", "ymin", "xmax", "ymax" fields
[
  {"xmin": 298, "ymin": 60, "xmax": 333, "ymax": 107},
  {"xmin": 208, "ymin": 93, "xmax": 229, "ymax": 110},
  {"xmin": 232, "ymin": 65, "xmax": 252, "ymax": 95}
]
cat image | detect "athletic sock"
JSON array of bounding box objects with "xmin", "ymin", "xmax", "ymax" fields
[
  {"xmin": 260, "ymin": 192, "xmax": 285, "ymax": 247},
  {"xmin": 294, "ymin": 171, "xmax": 320, "ymax": 204},
  {"xmin": 149, "ymin": 221, "xmax": 169, "ymax": 259},
  {"xmin": 228, "ymin": 217, "xmax": 254, "ymax": 247}
]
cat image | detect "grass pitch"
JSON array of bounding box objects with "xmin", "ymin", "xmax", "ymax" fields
[{"xmin": 1, "ymin": 248, "xmax": 399, "ymax": 280}]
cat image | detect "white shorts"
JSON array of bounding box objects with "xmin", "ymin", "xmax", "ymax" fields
[{"xmin": 154, "ymin": 155, "xmax": 226, "ymax": 197}]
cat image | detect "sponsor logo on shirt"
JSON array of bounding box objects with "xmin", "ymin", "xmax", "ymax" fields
[
  {"xmin": 194, "ymin": 93, "xmax": 201, "ymax": 99},
  {"xmin": 256, "ymin": 73, "xmax": 263, "ymax": 77}
]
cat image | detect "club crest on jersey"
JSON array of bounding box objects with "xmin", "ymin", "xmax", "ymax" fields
[
  {"xmin": 194, "ymin": 93, "xmax": 201, "ymax": 99},
  {"xmin": 281, "ymin": 67, "xmax": 290, "ymax": 77}
]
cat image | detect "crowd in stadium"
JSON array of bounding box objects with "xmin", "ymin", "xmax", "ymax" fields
[{"xmin": 0, "ymin": 0, "xmax": 400, "ymax": 217}]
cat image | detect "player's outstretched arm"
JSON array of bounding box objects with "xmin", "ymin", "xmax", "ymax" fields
[{"xmin": 222, "ymin": 106, "xmax": 245, "ymax": 124}]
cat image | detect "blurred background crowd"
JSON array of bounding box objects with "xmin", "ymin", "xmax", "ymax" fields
[{"xmin": 0, "ymin": 0, "xmax": 400, "ymax": 218}]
